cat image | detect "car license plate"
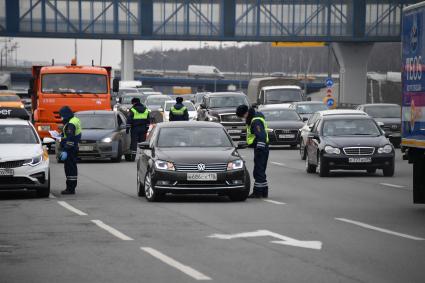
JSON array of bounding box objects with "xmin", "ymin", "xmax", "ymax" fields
[
  {"xmin": 228, "ymin": 129, "xmax": 241, "ymax": 134},
  {"xmin": 79, "ymin": 145, "xmax": 94, "ymax": 152},
  {"xmin": 279, "ymin": 134, "xmax": 295, "ymax": 139},
  {"xmin": 0, "ymin": 168, "xmax": 14, "ymax": 176},
  {"xmin": 348, "ymin": 157, "xmax": 372, "ymax": 163},
  {"xmin": 187, "ymin": 173, "xmax": 217, "ymax": 181}
]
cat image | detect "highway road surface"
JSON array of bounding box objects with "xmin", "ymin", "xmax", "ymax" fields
[{"xmin": 1, "ymin": 149, "xmax": 424, "ymax": 283}]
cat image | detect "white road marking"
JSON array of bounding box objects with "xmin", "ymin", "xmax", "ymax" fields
[
  {"xmin": 57, "ymin": 201, "xmax": 87, "ymax": 216},
  {"xmin": 209, "ymin": 229, "xmax": 322, "ymax": 250},
  {"xmin": 271, "ymin": 161, "xmax": 287, "ymax": 167},
  {"xmin": 141, "ymin": 247, "xmax": 212, "ymax": 281},
  {"xmin": 335, "ymin": 218, "xmax": 425, "ymax": 241},
  {"xmin": 49, "ymin": 193, "xmax": 56, "ymax": 199},
  {"xmin": 263, "ymin": 199, "xmax": 286, "ymax": 205},
  {"xmin": 379, "ymin": 183, "xmax": 407, "ymax": 189},
  {"xmin": 91, "ymin": 220, "xmax": 133, "ymax": 241}
]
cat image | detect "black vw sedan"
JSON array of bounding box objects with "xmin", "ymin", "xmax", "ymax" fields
[
  {"xmin": 305, "ymin": 115, "xmax": 395, "ymax": 177},
  {"xmin": 136, "ymin": 121, "xmax": 250, "ymax": 202}
]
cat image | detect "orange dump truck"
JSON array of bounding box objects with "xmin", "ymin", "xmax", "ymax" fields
[{"xmin": 29, "ymin": 60, "xmax": 118, "ymax": 140}]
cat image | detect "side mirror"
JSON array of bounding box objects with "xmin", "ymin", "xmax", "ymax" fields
[
  {"xmin": 28, "ymin": 78, "xmax": 35, "ymax": 96},
  {"xmin": 377, "ymin": 121, "xmax": 384, "ymax": 127},
  {"xmin": 308, "ymin": 133, "xmax": 319, "ymax": 140},
  {"xmin": 42, "ymin": 137, "xmax": 55, "ymax": 145},
  {"xmin": 138, "ymin": 141, "xmax": 151, "ymax": 150},
  {"xmin": 302, "ymin": 117, "xmax": 308, "ymax": 122},
  {"xmin": 200, "ymin": 103, "xmax": 206, "ymax": 109},
  {"xmin": 112, "ymin": 78, "xmax": 120, "ymax": 93},
  {"xmin": 237, "ymin": 141, "xmax": 248, "ymax": 149}
]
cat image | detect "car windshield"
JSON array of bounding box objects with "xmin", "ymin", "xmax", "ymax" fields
[
  {"xmin": 296, "ymin": 103, "xmax": 328, "ymax": 114},
  {"xmin": 42, "ymin": 74, "xmax": 108, "ymax": 94},
  {"xmin": 76, "ymin": 114, "xmax": 116, "ymax": 129},
  {"xmin": 0, "ymin": 94, "xmax": 20, "ymax": 101},
  {"xmin": 322, "ymin": 119, "xmax": 381, "ymax": 137},
  {"xmin": 122, "ymin": 95, "xmax": 148, "ymax": 104},
  {"xmin": 157, "ymin": 127, "xmax": 233, "ymax": 147},
  {"xmin": 0, "ymin": 125, "xmax": 38, "ymax": 144},
  {"xmin": 364, "ymin": 105, "xmax": 401, "ymax": 118},
  {"xmin": 146, "ymin": 96, "xmax": 170, "ymax": 107},
  {"xmin": 209, "ymin": 96, "xmax": 248, "ymax": 108},
  {"xmin": 265, "ymin": 89, "xmax": 302, "ymax": 104},
  {"xmin": 164, "ymin": 101, "xmax": 196, "ymax": 111},
  {"xmin": 262, "ymin": 110, "xmax": 301, "ymax": 121}
]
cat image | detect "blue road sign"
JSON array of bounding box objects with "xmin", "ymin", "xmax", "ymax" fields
[
  {"xmin": 326, "ymin": 98, "xmax": 335, "ymax": 107},
  {"xmin": 326, "ymin": 78, "xmax": 334, "ymax": 88}
]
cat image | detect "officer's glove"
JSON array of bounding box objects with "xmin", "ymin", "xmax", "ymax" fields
[{"xmin": 59, "ymin": 151, "xmax": 68, "ymax": 161}]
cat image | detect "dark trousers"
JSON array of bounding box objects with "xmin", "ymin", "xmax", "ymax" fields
[
  {"xmin": 130, "ymin": 126, "xmax": 146, "ymax": 154},
  {"xmin": 64, "ymin": 150, "xmax": 78, "ymax": 192},
  {"xmin": 253, "ymin": 146, "xmax": 269, "ymax": 193}
]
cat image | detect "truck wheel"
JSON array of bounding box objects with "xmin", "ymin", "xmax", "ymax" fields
[{"xmin": 383, "ymin": 163, "xmax": 395, "ymax": 177}]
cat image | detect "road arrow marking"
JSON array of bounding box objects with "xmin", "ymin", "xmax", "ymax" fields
[{"xmin": 208, "ymin": 229, "xmax": 322, "ymax": 250}]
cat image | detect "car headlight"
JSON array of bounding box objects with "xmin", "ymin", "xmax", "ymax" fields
[
  {"xmin": 20, "ymin": 104, "xmax": 25, "ymax": 109},
  {"xmin": 227, "ymin": 159, "xmax": 244, "ymax": 170},
  {"xmin": 155, "ymin": 160, "xmax": 175, "ymax": 171},
  {"xmin": 267, "ymin": 128, "xmax": 274, "ymax": 133},
  {"xmin": 101, "ymin": 137, "xmax": 113, "ymax": 143},
  {"xmin": 378, "ymin": 144, "xmax": 393, "ymax": 154},
  {"xmin": 24, "ymin": 154, "xmax": 43, "ymax": 166},
  {"xmin": 324, "ymin": 145, "xmax": 341, "ymax": 154},
  {"xmin": 207, "ymin": 115, "xmax": 219, "ymax": 122},
  {"xmin": 38, "ymin": 125, "xmax": 51, "ymax": 131}
]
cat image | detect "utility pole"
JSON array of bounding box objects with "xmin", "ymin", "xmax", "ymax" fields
[
  {"xmin": 99, "ymin": 40, "xmax": 103, "ymax": 65},
  {"xmin": 74, "ymin": 39, "xmax": 78, "ymax": 61}
]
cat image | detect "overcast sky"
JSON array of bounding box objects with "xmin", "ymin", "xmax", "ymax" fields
[{"xmin": 11, "ymin": 38, "xmax": 231, "ymax": 68}]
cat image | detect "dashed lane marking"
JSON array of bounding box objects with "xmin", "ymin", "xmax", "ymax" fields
[
  {"xmin": 57, "ymin": 201, "xmax": 87, "ymax": 216},
  {"xmin": 263, "ymin": 199, "xmax": 286, "ymax": 205},
  {"xmin": 335, "ymin": 218, "xmax": 425, "ymax": 241},
  {"xmin": 91, "ymin": 220, "xmax": 134, "ymax": 241},
  {"xmin": 141, "ymin": 247, "xmax": 212, "ymax": 281},
  {"xmin": 379, "ymin": 183, "xmax": 407, "ymax": 189}
]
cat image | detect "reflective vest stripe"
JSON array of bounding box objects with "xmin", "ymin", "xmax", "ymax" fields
[
  {"xmin": 131, "ymin": 108, "xmax": 149, "ymax": 119},
  {"xmin": 171, "ymin": 106, "xmax": 187, "ymax": 115},
  {"xmin": 246, "ymin": 117, "xmax": 269, "ymax": 145},
  {"xmin": 64, "ymin": 117, "xmax": 81, "ymax": 138}
]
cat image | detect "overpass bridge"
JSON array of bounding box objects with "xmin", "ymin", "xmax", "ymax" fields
[{"xmin": 0, "ymin": 0, "xmax": 419, "ymax": 104}]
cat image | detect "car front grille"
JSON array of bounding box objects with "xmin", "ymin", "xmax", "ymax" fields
[
  {"xmin": 0, "ymin": 159, "xmax": 30, "ymax": 169},
  {"xmin": 382, "ymin": 124, "xmax": 400, "ymax": 131},
  {"xmin": 219, "ymin": 114, "xmax": 244, "ymax": 123},
  {"xmin": 174, "ymin": 163, "xmax": 227, "ymax": 172},
  {"xmin": 274, "ymin": 129, "xmax": 298, "ymax": 135},
  {"xmin": 343, "ymin": 147, "xmax": 375, "ymax": 156}
]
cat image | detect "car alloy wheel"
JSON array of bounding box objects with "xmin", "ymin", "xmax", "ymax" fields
[
  {"xmin": 305, "ymin": 152, "xmax": 316, "ymax": 173},
  {"xmin": 317, "ymin": 154, "xmax": 329, "ymax": 177},
  {"xmin": 144, "ymin": 172, "xmax": 154, "ymax": 200}
]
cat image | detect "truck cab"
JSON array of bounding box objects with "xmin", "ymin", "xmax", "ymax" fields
[{"xmin": 30, "ymin": 60, "xmax": 118, "ymax": 140}]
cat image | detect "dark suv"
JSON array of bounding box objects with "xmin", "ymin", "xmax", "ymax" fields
[{"xmin": 197, "ymin": 92, "xmax": 249, "ymax": 140}]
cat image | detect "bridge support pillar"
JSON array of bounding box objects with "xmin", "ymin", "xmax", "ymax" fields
[
  {"xmin": 332, "ymin": 43, "xmax": 374, "ymax": 105},
  {"xmin": 121, "ymin": 40, "xmax": 134, "ymax": 81}
]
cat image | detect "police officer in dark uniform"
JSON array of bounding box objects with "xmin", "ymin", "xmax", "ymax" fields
[
  {"xmin": 169, "ymin": 97, "xmax": 189, "ymax": 121},
  {"xmin": 58, "ymin": 106, "xmax": 82, "ymax": 195},
  {"xmin": 126, "ymin": 97, "xmax": 150, "ymax": 161},
  {"xmin": 236, "ymin": 105, "xmax": 270, "ymax": 198}
]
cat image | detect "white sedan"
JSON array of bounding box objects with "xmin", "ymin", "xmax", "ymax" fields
[
  {"xmin": 162, "ymin": 100, "xmax": 197, "ymax": 122},
  {"xmin": 0, "ymin": 119, "xmax": 51, "ymax": 197}
]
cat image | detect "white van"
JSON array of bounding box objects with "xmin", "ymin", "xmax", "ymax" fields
[
  {"xmin": 187, "ymin": 65, "xmax": 224, "ymax": 79},
  {"xmin": 119, "ymin": 80, "xmax": 142, "ymax": 89}
]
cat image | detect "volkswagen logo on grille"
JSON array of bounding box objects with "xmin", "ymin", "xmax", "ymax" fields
[{"xmin": 197, "ymin": 163, "xmax": 206, "ymax": 171}]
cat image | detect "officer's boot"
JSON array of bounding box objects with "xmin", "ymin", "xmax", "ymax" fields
[
  {"xmin": 262, "ymin": 187, "xmax": 269, "ymax": 198},
  {"xmin": 248, "ymin": 188, "xmax": 262, "ymax": 198}
]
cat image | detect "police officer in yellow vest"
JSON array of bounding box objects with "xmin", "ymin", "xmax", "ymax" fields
[
  {"xmin": 169, "ymin": 97, "xmax": 189, "ymax": 121},
  {"xmin": 236, "ymin": 105, "xmax": 270, "ymax": 198},
  {"xmin": 126, "ymin": 97, "xmax": 150, "ymax": 161},
  {"xmin": 58, "ymin": 106, "xmax": 82, "ymax": 195}
]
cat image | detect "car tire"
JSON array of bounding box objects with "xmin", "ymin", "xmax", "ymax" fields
[
  {"xmin": 111, "ymin": 142, "xmax": 122, "ymax": 163},
  {"xmin": 137, "ymin": 171, "xmax": 145, "ymax": 197},
  {"xmin": 367, "ymin": 168, "xmax": 377, "ymax": 174},
  {"xmin": 317, "ymin": 153, "xmax": 329, "ymax": 177},
  {"xmin": 125, "ymin": 154, "xmax": 133, "ymax": 162},
  {"xmin": 383, "ymin": 163, "xmax": 395, "ymax": 177},
  {"xmin": 228, "ymin": 170, "xmax": 250, "ymax": 202},
  {"xmin": 36, "ymin": 170, "xmax": 50, "ymax": 198},
  {"xmin": 144, "ymin": 171, "xmax": 162, "ymax": 202},
  {"xmin": 300, "ymin": 141, "xmax": 306, "ymax": 160},
  {"xmin": 305, "ymin": 152, "xmax": 316, "ymax": 173}
]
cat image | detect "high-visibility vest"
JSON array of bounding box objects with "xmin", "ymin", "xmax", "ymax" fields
[
  {"xmin": 247, "ymin": 116, "xmax": 269, "ymax": 145},
  {"xmin": 171, "ymin": 106, "xmax": 187, "ymax": 115},
  {"xmin": 131, "ymin": 108, "xmax": 149, "ymax": 120},
  {"xmin": 64, "ymin": 116, "xmax": 81, "ymax": 138}
]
